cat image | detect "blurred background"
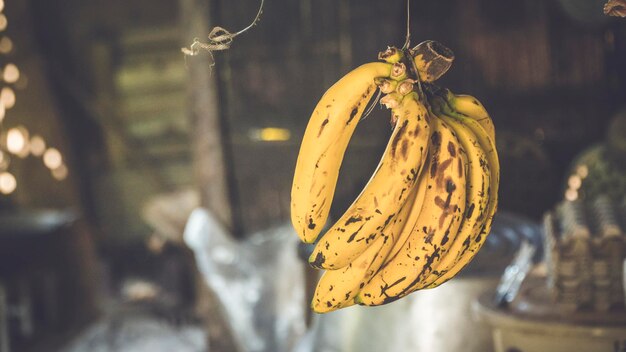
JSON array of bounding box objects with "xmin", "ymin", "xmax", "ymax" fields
[{"xmin": 0, "ymin": 0, "xmax": 625, "ymax": 351}]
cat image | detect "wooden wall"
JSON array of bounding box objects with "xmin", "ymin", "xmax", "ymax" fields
[
  {"xmin": 25, "ymin": 0, "xmax": 626, "ymax": 239},
  {"xmin": 217, "ymin": 0, "xmax": 626, "ymax": 234}
]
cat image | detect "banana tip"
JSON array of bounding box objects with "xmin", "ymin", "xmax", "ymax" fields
[
  {"xmin": 308, "ymin": 250, "xmax": 328, "ymax": 269},
  {"xmin": 311, "ymin": 303, "xmax": 332, "ymax": 314}
]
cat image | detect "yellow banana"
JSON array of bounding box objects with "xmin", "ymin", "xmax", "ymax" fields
[
  {"xmin": 421, "ymin": 106, "xmax": 491, "ymax": 288},
  {"xmin": 293, "ymin": 40, "xmax": 499, "ymax": 312},
  {"xmin": 291, "ymin": 62, "xmax": 392, "ymax": 243},
  {"xmin": 356, "ymin": 115, "xmax": 466, "ymax": 306},
  {"xmin": 312, "ymin": 235, "xmax": 386, "ymax": 313},
  {"xmin": 441, "ymin": 88, "xmax": 496, "ymax": 142},
  {"xmin": 380, "ymin": 162, "xmax": 430, "ymax": 266},
  {"xmin": 308, "ymin": 93, "xmax": 430, "ymax": 270},
  {"xmin": 426, "ymin": 97, "xmax": 499, "ymax": 288},
  {"xmin": 311, "ymin": 185, "xmax": 415, "ymax": 313}
]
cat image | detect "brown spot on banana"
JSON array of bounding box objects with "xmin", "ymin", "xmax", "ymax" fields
[
  {"xmin": 413, "ymin": 126, "xmax": 421, "ymax": 136},
  {"xmin": 318, "ymin": 118, "xmax": 330, "ymax": 137},
  {"xmin": 380, "ymin": 276, "xmax": 407, "ymax": 297},
  {"xmin": 440, "ymin": 215, "xmax": 457, "ymax": 248},
  {"xmin": 435, "ymin": 159, "xmax": 453, "ymax": 188},
  {"xmin": 401, "ymin": 139, "xmax": 409, "ymax": 161},
  {"xmin": 346, "ymin": 107, "xmax": 359, "ymax": 125},
  {"xmin": 429, "ymin": 132, "xmax": 443, "ymax": 178},
  {"xmin": 441, "ymin": 229, "xmax": 450, "ymax": 246},
  {"xmin": 445, "ymin": 178, "xmax": 457, "ymax": 193},
  {"xmin": 390, "ymin": 120, "xmax": 409, "ymax": 157},
  {"xmin": 346, "ymin": 223, "xmax": 366, "ymax": 243},
  {"xmin": 430, "ymin": 158, "xmax": 439, "ymax": 179},
  {"xmin": 310, "ymin": 252, "xmax": 326, "ymax": 268},
  {"xmin": 398, "ymin": 187, "xmax": 407, "ymax": 201},
  {"xmin": 423, "ymin": 227, "xmax": 435, "ymax": 244},
  {"xmin": 431, "ymin": 130, "xmax": 442, "ymax": 147},
  {"xmin": 382, "ymin": 214, "xmax": 395, "ymax": 227},
  {"xmin": 315, "ymin": 185, "xmax": 326, "ymax": 198},
  {"xmin": 466, "ymin": 203, "xmax": 476, "ymax": 219},
  {"xmin": 344, "ymin": 215, "xmax": 363, "ymax": 226},
  {"xmin": 314, "ymin": 198, "xmax": 327, "ymax": 217},
  {"xmin": 447, "ymin": 141, "xmax": 456, "ymax": 157},
  {"xmin": 400, "ymin": 246, "xmax": 441, "ymax": 295},
  {"xmin": 434, "ymin": 181, "xmax": 459, "ymax": 229},
  {"xmin": 461, "ymin": 235, "xmax": 471, "ymax": 254}
]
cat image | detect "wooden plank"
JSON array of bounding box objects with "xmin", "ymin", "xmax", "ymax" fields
[{"xmin": 180, "ymin": 0, "xmax": 235, "ymax": 232}]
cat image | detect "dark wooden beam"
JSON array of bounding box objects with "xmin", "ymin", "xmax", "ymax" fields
[{"xmin": 180, "ymin": 0, "xmax": 235, "ymax": 232}]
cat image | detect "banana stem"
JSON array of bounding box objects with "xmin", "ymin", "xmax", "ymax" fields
[
  {"xmin": 375, "ymin": 78, "xmax": 399, "ymax": 94},
  {"xmin": 396, "ymin": 79, "xmax": 415, "ymax": 95},
  {"xmin": 390, "ymin": 62, "xmax": 408, "ymax": 80},
  {"xmin": 409, "ymin": 40, "xmax": 454, "ymax": 82},
  {"xmin": 378, "ymin": 46, "xmax": 404, "ymax": 63},
  {"xmin": 399, "ymin": 49, "xmax": 427, "ymax": 104},
  {"xmin": 380, "ymin": 92, "xmax": 403, "ymax": 109}
]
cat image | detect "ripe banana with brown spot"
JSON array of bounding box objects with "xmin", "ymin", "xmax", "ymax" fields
[
  {"xmin": 426, "ymin": 96, "xmax": 499, "ymax": 288},
  {"xmin": 291, "ymin": 62, "xmax": 393, "ymax": 243},
  {"xmin": 312, "ymin": 236, "xmax": 384, "ymax": 313},
  {"xmin": 379, "ymin": 162, "xmax": 430, "ymax": 267},
  {"xmin": 420, "ymin": 107, "xmax": 491, "ymax": 288},
  {"xmin": 308, "ymin": 93, "xmax": 430, "ymax": 270},
  {"xmin": 356, "ymin": 115, "xmax": 466, "ymax": 306},
  {"xmin": 311, "ymin": 186, "xmax": 415, "ymax": 313},
  {"xmin": 317, "ymin": 154, "xmax": 430, "ymax": 312}
]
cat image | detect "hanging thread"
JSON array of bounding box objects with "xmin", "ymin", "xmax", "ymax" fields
[{"xmin": 181, "ymin": 0, "xmax": 265, "ymax": 65}]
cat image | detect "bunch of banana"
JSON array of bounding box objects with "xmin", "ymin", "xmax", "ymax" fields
[{"xmin": 290, "ymin": 41, "xmax": 500, "ymax": 313}]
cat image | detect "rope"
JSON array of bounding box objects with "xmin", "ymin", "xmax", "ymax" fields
[
  {"xmin": 181, "ymin": 0, "xmax": 264, "ymax": 65},
  {"xmin": 401, "ymin": 0, "xmax": 411, "ymax": 50}
]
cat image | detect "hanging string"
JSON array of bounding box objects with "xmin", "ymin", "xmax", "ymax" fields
[
  {"xmin": 361, "ymin": 89, "xmax": 382, "ymax": 121},
  {"xmin": 401, "ymin": 0, "xmax": 411, "ymax": 50},
  {"xmin": 362, "ymin": 0, "xmax": 412, "ymax": 121},
  {"xmin": 181, "ymin": 0, "xmax": 265, "ymax": 65}
]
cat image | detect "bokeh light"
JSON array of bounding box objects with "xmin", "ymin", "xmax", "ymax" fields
[
  {"xmin": 43, "ymin": 148, "xmax": 63, "ymax": 170},
  {"xmin": 567, "ymin": 175, "xmax": 582, "ymax": 190},
  {"xmin": 248, "ymin": 127, "xmax": 291, "ymax": 142},
  {"xmin": 0, "ymin": 14, "xmax": 7, "ymax": 32},
  {"xmin": 0, "ymin": 36, "xmax": 12, "ymax": 54},
  {"xmin": 3, "ymin": 63, "xmax": 19, "ymax": 83},
  {"xmin": 6, "ymin": 126, "xmax": 29, "ymax": 157},
  {"xmin": 1, "ymin": 87, "xmax": 15, "ymax": 109},
  {"xmin": 30, "ymin": 135, "xmax": 46, "ymax": 157},
  {"xmin": 0, "ymin": 171, "xmax": 16, "ymax": 195},
  {"xmin": 565, "ymin": 188, "xmax": 578, "ymax": 201},
  {"xmin": 51, "ymin": 164, "xmax": 68, "ymax": 181}
]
